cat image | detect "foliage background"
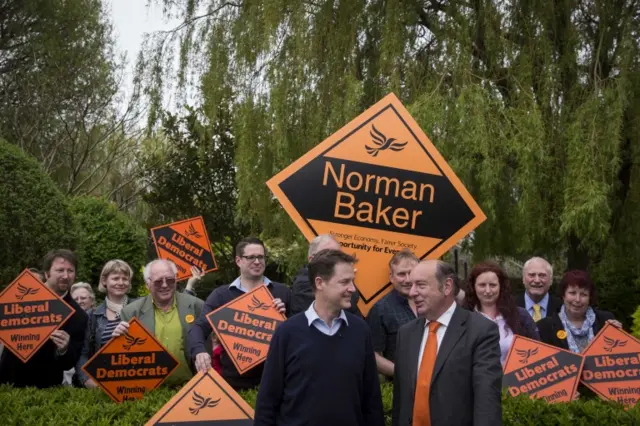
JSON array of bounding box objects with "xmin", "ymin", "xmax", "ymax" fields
[
  {"xmin": 1, "ymin": 383, "xmax": 639, "ymax": 425},
  {"xmin": 2, "ymin": 0, "xmax": 640, "ymax": 324},
  {"xmin": 0, "ymin": 140, "xmax": 77, "ymax": 286},
  {"xmin": 70, "ymin": 196, "xmax": 148, "ymax": 297}
]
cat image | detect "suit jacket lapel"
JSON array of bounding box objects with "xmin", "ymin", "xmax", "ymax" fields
[
  {"xmin": 431, "ymin": 306, "xmax": 467, "ymax": 385},
  {"xmin": 139, "ymin": 296, "xmax": 156, "ymax": 335},
  {"xmin": 408, "ymin": 318, "xmax": 426, "ymax": 397},
  {"xmin": 176, "ymin": 293, "xmax": 194, "ymax": 352},
  {"xmin": 176, "ymin": 293, "xmax": 190, "ymax": 331}
]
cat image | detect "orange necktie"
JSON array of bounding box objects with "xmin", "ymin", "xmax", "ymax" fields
[{"xmin": 413, "ymin": 321, "xmax": 441, "ymax": 426}]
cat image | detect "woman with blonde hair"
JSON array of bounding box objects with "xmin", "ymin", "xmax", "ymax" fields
[{"xmin": 76, "ymin": 259, "xmax": 134, "ymax": 388}]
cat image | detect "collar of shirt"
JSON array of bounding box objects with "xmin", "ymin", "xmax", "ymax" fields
[
  {"xmin": 153, "ymin": 295, "xmax": 177, "ymax": 313},
  {"xmin": 305, "ymin": 301, "xmax": 349, "ymax": 328},
  {"xmin": 524, "ymin": 292, "xmax": 549, "ymax": 313},
  {"xmin": 229, "ymin": 276, "xmax": 272, "ymax": 293},
  {"xmin": 425, "ymin": 300, "xmax": 456, "ymax": 329}
]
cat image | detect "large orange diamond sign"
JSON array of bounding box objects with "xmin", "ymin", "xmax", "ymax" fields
[
  {"xmin": 581, "ymin": 324, "xmax": 640, "ymax": 407},
  {"xmin": 81, "ymin": 318, "xmax": 180, "ymax": 403},
  {"xmin": 206, "ymin": 285, "xmax": 286, "ymax": 374},
  {"xmin": 0, "ymin": 269, "xmax": 75, "ymax": 362},
  {"xmin": 145, "ymin": 369, "xmax": 254, "ymax": 425},
  {"xmin": 503, "ymin": 336, "xmax": 584, "ymax": 403},
  {"xmin": 266, "ymin": 93, "xmax": 486, "ymax": 315},
  {"xmin": 151, "ymin": 216, "xmax": 218, "ymax": 281}
]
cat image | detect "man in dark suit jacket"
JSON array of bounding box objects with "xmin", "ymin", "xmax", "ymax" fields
[
  {"xmin": 515, "ymin": 257, "xmax": 562, "ymax": 321},
  {"xmin": 392, "ymin": 260, "xmax": 502, "ymax": 426}
]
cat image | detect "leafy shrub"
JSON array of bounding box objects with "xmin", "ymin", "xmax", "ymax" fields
[
  {"xmin": 1, "ymin": 382, "xmax": 639, "ymax": 425},
  {"xmin": 0, "ymin": 140, "xmax": 77, "ymax": 288},
  {"xmin": 631, "ymin": 304, "xmax": 640, "ymax": 339},
  {"xmin": 69, "ymin": 196, "xmax": 148, "ymax": 297}
]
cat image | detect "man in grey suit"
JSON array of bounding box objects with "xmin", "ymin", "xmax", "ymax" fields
[
  {"xmin": 113, "ymin": 259, "xmax": 205, "ymax": 386},
  {"xmin": 392, "ymin": 260, "xmax": 502, "ymax": 426}
]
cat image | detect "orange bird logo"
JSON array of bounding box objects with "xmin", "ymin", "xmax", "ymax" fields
[
  {"xmin": 122, "ymin": 333, "xmax": 147, "ymax": 350},
  {"xmin": 189, "ymin": 391, "xmax": 221, "ymax": 415},
  {"xmin": 365, "ymin": 125, "xmax": 408, "ymax": 157},
  {"xmin": 247, "ymin": 295, "xmax": 270, "ymax": 312},
  {"xmin": 16, "ymin": 284, "xmax": 39, "ymax": 300},
  {"xmin": 516, "ymin": 347, "xmax": 539, "ymax": 364},
  {"xmin": 185, "ymin": 224, "xmax": 203, "ymax": 239},
  {"xmin": 603, "ymin": 336, "xmax": 627, "ymax": 352}
]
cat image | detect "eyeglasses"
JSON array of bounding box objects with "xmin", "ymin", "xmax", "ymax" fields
[
  {"xmin": 151, "ymin": 277, "xmax": 177, "ymax": 287},
  {"xmin": 241, "ymin": 255, "xmax": 266, "ymax": 263}
]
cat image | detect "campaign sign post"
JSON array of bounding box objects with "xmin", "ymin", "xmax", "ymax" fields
[
  {"xmin": 0, "ymin": 269, "xmax": 74, "ymax": 362},
  {"xmin": 151, "ymin": 216, "xmax": 218, "ymax": 281},
  {"xmin": 145, "ymin": 369, "xmax": 254, "ymax": 425},
  {"xmin": 206, "ymin": 286, "xmax": 286, "ymax": 374},
  {"xmin": 266, "ymin": 93, "xmax": 486, "ymax": 316},
  {"xmin": 82, "ymin": 318, "xmax": 179, "ymax": 403},
  {"xmin": 503, "ymin": 336, "xmax": 584, "ymax": 403},
  {"xmin": 581, "ymin": 323, "xmax": 640, "ymax": 407}
]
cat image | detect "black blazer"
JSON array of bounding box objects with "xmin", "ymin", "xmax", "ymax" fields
[
  {"xmin": 537, "ymin": 309, "xmax": 615, "ymax": 351},
  {"xmin": 516, "ymin": 307, "xmax": 540, "ymax": 340},
  {"xmin": 392, "ymin": 306, "xmax": 502, "ymax": 426},
  {"xmin": 515, "ymin": 293, "xmax": 563, "ymax": 319}
]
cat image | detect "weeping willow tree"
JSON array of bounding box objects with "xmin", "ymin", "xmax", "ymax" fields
[{"xmin": 141, "ymin": 0, "xmax": 640, "ymax": 319}]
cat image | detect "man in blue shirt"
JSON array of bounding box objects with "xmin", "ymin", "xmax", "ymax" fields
[
  {"xmin": 254, "ymin": 249, "xmax": 384, "ymax": 426},
  {"xmin": 516, "ymin": 257, "xmax": 562, "ymax": 321}
]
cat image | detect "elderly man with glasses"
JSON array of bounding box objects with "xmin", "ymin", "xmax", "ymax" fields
[
  {"xmin": 112, "ymin": 259, "xmax": 205, "ymax": 386},
  {"xmin": 188, "ymin": 237, "xmax": 291, "ymax": 390}
]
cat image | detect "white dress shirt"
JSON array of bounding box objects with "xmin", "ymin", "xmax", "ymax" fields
[
  {"xmin": 304, "ymin": 302, "xmax": 349, "ymax": 336},
  {"xmin": 229, "ymin": 276, "xmax": 272, "ymax": 293},
  {"xmin": 417, "ymin": 301, "xmax": 457, "ymax": 371}
]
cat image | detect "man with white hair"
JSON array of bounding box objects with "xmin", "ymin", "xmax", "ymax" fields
[
  {"xmin": 516, "ymin": 257, "xmax": 562, "ymax": 321},
  {"xmin": 290, "ymin": 234, "xmax": 361, "ymax": 316},
  {"xmin": 113, "ymin": 259, "xmax": 205, "ymax": 386}
]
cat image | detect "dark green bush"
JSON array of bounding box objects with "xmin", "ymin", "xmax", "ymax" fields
[
  {"xmin": 70, "ymin": 196, "xmax": 148, "ymax": 297},
  {"xmin": 0, "ymin": 140, "xmax": 77, "ymax": 288},
  {"xmin": 1, "ymin": 383, "xmax": 638, "ymax": 425}
]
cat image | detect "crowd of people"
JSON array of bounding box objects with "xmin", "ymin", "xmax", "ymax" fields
[{"xmin": 0, "ymin": 235, "xmax": 624, "ymax": 426}]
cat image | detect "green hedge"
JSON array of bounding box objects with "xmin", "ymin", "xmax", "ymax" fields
[
  {"xmin": 0, "ymin": 139, "xmax": 77, "ymax": 288},
  {"xmin": 1, "ymin": 383, "xmax": 639, "ymax": 425},
  {"xmin": 70, "ymin": 196, "xmax": 148, "ymax": 297}
]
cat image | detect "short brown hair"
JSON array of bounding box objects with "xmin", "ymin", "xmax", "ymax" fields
[
  {"xmin": 235, "ymin": 237, "xmax": 265, "ymax": 257},
  {"xmin": 558, "ymin": 270, "xmax": 597, "ymax": 305},
  {"xmin": 42, "ymin": 249, "xmax": 77, "ymax": 274},
  {"xmin": 308, "ymin": 249, "xmax": 356, "ymax": 292},
  {"xmin": 389, "ymin": 249, "xmax": 419, "ymax": 269}
]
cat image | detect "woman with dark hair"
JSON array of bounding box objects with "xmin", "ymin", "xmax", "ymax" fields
[
  {"xmin": 538, "ymin": 270, "xmax": 621, "ymax": 353},
  {"xmin": 465, "ymin": 261, "xmax": 539, "ymax": 365}
]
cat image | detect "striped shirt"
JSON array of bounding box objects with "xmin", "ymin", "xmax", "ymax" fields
[{"xmin": 100, "ymin": 319, "xmax": 120, "ymax": 346}]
